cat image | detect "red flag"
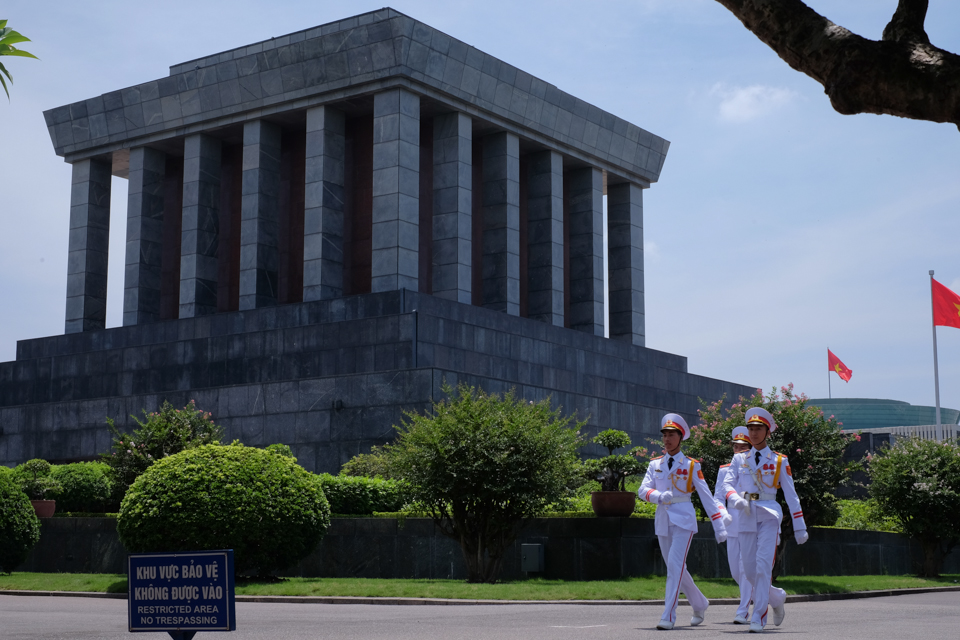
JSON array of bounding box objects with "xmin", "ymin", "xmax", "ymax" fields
[
  {"xmin": 932, "ymin": 278, "xmax": 960, "ymax": 329},
  {"xmin": 828, "ymin": 349, "xmax": 852, "ymax": 382}
]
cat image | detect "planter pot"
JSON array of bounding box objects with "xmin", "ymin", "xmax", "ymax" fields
[
  {"xmin": 30, "ymin": 500, "xmax": 56, "ymax": 518},
  {"xmin": 590, "ymin": 491, "xmax": 636, "ymax": 517}
]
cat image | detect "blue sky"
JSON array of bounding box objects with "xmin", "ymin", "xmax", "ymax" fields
[{"xmin": 1, "ymin": 0, "xmax": 959, "ymax": 416}]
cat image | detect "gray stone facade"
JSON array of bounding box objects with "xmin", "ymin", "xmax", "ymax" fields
[{"xmin": 0, "ymin": 9, "xmax": 752, "ymax": 471}]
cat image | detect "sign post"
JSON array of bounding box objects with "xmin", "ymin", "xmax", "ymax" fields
[{"xmin": 128, "ymin": 550, "xmax": 236, "ymax": 639}]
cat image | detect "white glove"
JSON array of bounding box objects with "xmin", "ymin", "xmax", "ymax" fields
[
  {"xmin": 795, "ymin": 529, "xmax": 809, "ymax": 545},
  {"xmin": 658, "ymin": 490, "xmax": 674, "ymax": 505},
  {"xmin": 712, "ymin": 520, "xmax": 728, "ymax": 544},
  {"xmin": 721, "ymin": 510, "xmax": 733, "ymax": 528},
  {"xmin": 730, "ymin": 494, "xmax": 750, "ymax": 512}
]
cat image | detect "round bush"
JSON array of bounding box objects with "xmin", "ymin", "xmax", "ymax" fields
[
  {"xmin": 117, "ymin": 444, "xmax": 330, "ymax": 576},
  {"xmin": 51, "ymin": 462, "xmax": 114, "ymax": 512},
  {"xmin": 0, "ymin": 474, "xmax": 41, "ymax": 573}
]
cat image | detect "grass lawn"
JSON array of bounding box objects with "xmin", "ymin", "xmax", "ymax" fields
[{"xmin": 1, "ymin": 573, "xmax": 957, "ymax": 600}]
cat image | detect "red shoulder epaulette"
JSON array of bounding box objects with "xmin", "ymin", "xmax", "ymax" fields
[
  {"xmin": 688, "ymin": 457, "xmax": 700, "ymax": 463},
  {"xmin": 719, "ymin": 463, "xmax": 731, "ymax": 468},
  {"xmin": 651, "ymin": 455, "xmax": 664, "ymax": 460},
  {"xmin": 772, "ymin": 451, "xmax": 784, "ymax": 457}
]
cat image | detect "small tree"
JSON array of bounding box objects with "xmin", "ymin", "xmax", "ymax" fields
[
  {"xmin": 0, "ymin": 21, "xmax": 39, "ymax": 100},
  {"xmin": 12, "ymin": 458, "xmax": 61, "ymax": 500},
  {"xmin": 102, "ymin": 400, "xmax": 223, "ymax": 492},
  {"xmin": 387, "ymin": 382, "xmax": 584, "ymax": 583},
  {"xmin": 581, "ymin": 429, "xmax": 648, "ymax": 491},
  {"xmin": 868, "ymin": 437, "xmax": 960, "ymax": 577}
]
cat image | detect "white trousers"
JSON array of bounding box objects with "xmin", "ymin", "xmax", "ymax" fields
[
  {"xmin": 726, "ymin": 536, "xmax": 752, "ymax": 618},
  {"xmin": 658, "ymin": 524, "xmax": 708, "ymax": 623},
  {"xmin": 739, "ymin": 515, "xmax": 786, "ymax": 627}
]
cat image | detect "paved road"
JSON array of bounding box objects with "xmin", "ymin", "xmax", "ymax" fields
[{"xmin": 2, "ymin": 592, "xmax": 957, "ymax": 639}]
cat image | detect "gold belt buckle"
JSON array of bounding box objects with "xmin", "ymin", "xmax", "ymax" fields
[{"xmin": 746, "ymin": 492, "xmax": 760, "ymax": 501}]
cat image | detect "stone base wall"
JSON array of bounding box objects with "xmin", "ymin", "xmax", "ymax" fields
[
  {"xmin": 20, "ymin": 517, "xmax": 960, "ymax": 580},
  {"xmin": 0, "ymin": 290, "xmax": 755, "ymax": 473}
]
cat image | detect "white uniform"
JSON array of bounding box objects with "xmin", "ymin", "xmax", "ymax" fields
[
  {"xmin": 639, "ymin": 451, "xmax": 727, "ymax": 625},
  {"xmin": 715, "ymin": 463, "xmax": 752, "ymax": 620},
  {"xmin": 722, "ymin": 446, "xmax": 806, "ymax": 628}
]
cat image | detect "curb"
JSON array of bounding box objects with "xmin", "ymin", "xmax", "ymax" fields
[{"xmin": 2, "ymin": 585, "xmax": 959, "ymax": 606}]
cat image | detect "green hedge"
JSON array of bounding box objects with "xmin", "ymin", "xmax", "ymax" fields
[
  {"xmin": 51, "ymin": 462, "xmax": 114, "ymax": 512},
  {"xmin": 118, "ymin": 444, "xmax": 330, "ymax": 576},
  {"xmin": 0, "ymin": 473, "xmax": 40, "ymax": 573},
  {"xmin": 319, "ymin": 474, "xmax": 411, "ymax": 515}
]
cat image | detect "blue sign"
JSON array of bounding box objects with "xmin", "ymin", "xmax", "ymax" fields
[{"xmin": 128, "ymin": 550, "xmax": 236, "ymax": 636}]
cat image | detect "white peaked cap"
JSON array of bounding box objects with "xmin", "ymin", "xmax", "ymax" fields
[
  {"xmin": 731, "ymin": 426, "xmax": 750, "ymax": 443},
  {"xmin": 660, "ymin": 413, "xmax": 690, "ymax": 441},
  {"xmin": 745, "ymin": 407, "xmax": 777, "ymax": 433}
]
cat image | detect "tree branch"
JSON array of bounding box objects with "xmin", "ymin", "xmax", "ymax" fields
[
  {"xmin": 882, "ymin": 0, "xmax": 929, "ymax": 44},
  {"xmin": 713, "ymin": 0, "xmax": 960, "ymax": 129}
]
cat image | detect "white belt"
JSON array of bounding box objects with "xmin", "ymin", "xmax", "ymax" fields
[
  {"xmin": 669, "ymin": 494, "xmax": 692, "ymax": 503},
  {"xmin": 743, "ymin": 491, "xmax": 777, "ymax": 501}
]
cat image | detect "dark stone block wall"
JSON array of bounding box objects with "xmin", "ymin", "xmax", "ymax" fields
[
  {"xmin": 21, "ymin": 517, "xmax": 960, "ymax": 580},
  {"xmin": 0, "ymin": 290, "xmax": 754, "ymax": 472}
]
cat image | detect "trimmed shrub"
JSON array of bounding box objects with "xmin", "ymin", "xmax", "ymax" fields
[
  {"xmin": 51, "ymin": 462, "xmax": 115, "ymax": 512},
  {"xmin": 117, "ymin": 444, "xmax": 330, "ymax": 577},
  {"xmin": 0, "ymin": 473, "xmax": 41, "ymax": 573},
  {"xmin": 318, "ymin": 474, "xmax": 410, "ymax": 515}
]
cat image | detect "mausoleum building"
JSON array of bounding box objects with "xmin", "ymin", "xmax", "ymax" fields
[{"xmin": 0, "ymin": 9, "xmax": 753, "ymax": 471}]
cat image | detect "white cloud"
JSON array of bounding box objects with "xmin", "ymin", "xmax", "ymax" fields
[{"xmin": 710, "ymin": 83, "xmax": 798, "ymax": 123}]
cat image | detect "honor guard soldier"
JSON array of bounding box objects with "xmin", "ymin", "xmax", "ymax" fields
[
  {"xmin": 639, "ymin": 413, "xmax": 730, "ymax": 630},
  {"xmin": 714, "ymin": 426, "xmax": 754, "ymax": 624},
  {"xmin": 722, "ymin": 407, "xmax": 808, "ymax": 633}
]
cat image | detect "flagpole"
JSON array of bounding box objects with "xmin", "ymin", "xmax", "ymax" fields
[{"xmin": 930, "ymin": 270, "xmax": 943, "ymax": 441}]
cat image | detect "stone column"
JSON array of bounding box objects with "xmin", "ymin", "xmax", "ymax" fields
[
  {"xmin": 526, "ymin": 150, "xmax": 564, "ymax": 326},
  {"xmin": 302, "ymin": 105, "xmax": 346, "ymax": 301},
  {"xmin": 179, "ymin": 133, "xmax": 222, "ymax": 318},
  {"xmin": 371, "ymin": 88, "xmax": 419, "ymax": 293},
  {"xmin": 123, "ymin": 147, "xmax": 165, "ymax": 326},
  {"xmin": 431, "ymin": 112, "xmax": 472, "ymax": 303},
  {"xmin": 481, "ymin": 132, "xmax": 520, "ymax": 315},
  {"xmin": 239, "ymin": 120, "xmax": 282, "ymax": 310},
  {"xmin": 566, "ymin": 166, "xmax": 604, "ymax": 336},
  {"xmin": 607, "ymin": 182, "xmax": 645, "ymax": 346},
  {"xmin": 65, "ymin": 158, "xmax": 112, "ymax": 334}
]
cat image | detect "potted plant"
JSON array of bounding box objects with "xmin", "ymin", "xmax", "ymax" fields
[
  {"xmin": 15, "ymin": 458, "xmax": 62, "ymax": 518},
  {"xmin": 582, "ymin": 430, "xmax": 647, "ymax": 517}
]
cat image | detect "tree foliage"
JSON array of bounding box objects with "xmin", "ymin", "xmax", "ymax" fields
[
  {"xmin": 686, "ymin": 384, "xmax": 858, "ymax": 533},
  {"xmin": 0, "ymin": 473, "xmax": 40, "ymax": 573},
  {"xmin": 117, "ymin": 443, "xmax": 330, "ymax": 577},
  {"xmin": 868, "ymin": 437, "xmax": 960, "ymax": 577},
  {"xmin": 0, "ymin": 20, "xmax": 39, "ymax": 100},
  {"xmin": 387, "ymin": 382, "xmax": 584, "ymax": 583},
  {"xmin": 712, "ymin": 0, "xmax": 960, "ymax": 129},
  {"xmin": 102, "ymin": 400, "xmax": 224, "ymax": 493},
  {"xmin": 581, "ymin": 429, "xmax": 648, "ymax": 492}
]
